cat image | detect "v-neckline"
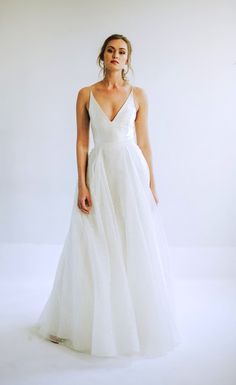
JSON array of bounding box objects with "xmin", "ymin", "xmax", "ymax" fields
[{"xmin": 90, "ymin": 87, "xmax": 133, "ymax": 123}]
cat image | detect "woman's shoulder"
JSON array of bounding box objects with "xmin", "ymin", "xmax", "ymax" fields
[
  {"xmin": 76, "ymin": 82, "xmax": 101, "ymax": 111},
  {"xmin": 132, "ymin": 86, "xmax": 148, "ymax": 112},
  {"xmin": 77, "ymin": 81, "xmax": 101, "ymax": 96},
  {"xmin": 133, "ymin": 85, "xmax": 147, "ymax": 97},
  {"xmin": 76, "ymin": 83, "xmax": 98, "ymax": 111}
]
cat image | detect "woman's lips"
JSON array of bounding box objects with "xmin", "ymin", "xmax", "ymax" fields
[{"xmin": 111, "ymin": 60, "xmax": 119, "ymax": 64}]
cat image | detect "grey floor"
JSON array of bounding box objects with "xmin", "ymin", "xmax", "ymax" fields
[{"xmin": 0, "ymin": 245, "xmax": 235, "ymax": 385}]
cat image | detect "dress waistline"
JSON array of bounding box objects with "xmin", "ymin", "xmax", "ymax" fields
[{"xmin": 94, "ymin": 137, "xmax": 136, "ymax": 148}]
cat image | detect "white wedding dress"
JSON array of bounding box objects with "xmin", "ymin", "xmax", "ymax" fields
[{"xmin": 35, "ymin": 85, "xmax": 181, "ymax": 358}]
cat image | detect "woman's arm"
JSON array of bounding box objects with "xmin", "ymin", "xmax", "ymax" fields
[
  {"xmin": 75, "ymin": 87, "xmax": 90, "ymax": 188},
  {"xmin": 134, "ymin": 87, "xmax": 156, "ymax": 191},
  {"xmin": 75, "ymin": 87, "xmax": 93, "ymax": 214}
]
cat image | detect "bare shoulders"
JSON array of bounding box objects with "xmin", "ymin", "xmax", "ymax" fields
[
  {"xmin": 76, "ymin": 83, "xmax": 147, "ymax": 113},
  {"xmin": 131, "ymin": 86, "xmax": 148, "ymax": 112},
  {"xmin": 76, "ymin": 83, "xmax": 102, "ymax": 112},
  {"xmin": 76, "ymin": 82, "xmax": 103, "ymax": 102},
  {"xmin": 133, "ymin": 86, "xmax": 148, "ymax": 101},
  {"xmin": 76, "ymin": 86, "xmax": 92, "ymax": 114}
]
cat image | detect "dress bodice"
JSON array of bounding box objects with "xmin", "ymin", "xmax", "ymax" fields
[{"xmin": 88, "ymin": 87, "xmax": 137, "ymax": 146}]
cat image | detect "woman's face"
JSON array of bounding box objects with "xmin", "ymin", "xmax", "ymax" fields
[{"xmin": 103, "ymin": 39, "xmax": 128, "ymax": 73}]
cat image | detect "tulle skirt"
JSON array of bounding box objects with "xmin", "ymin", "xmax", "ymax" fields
[{"xmin": 35, "ymin": 139, "xmax": 181, "ymax": 358}]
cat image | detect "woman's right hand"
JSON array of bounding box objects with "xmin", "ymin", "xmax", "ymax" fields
[{"xmin": 77, "ymin": 184, "xmax": 93, "ymax": 214}]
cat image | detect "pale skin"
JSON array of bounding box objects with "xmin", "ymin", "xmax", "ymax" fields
[{"xmin": 76, "ymin": 39, "xmax": 159, "ymax": 214}]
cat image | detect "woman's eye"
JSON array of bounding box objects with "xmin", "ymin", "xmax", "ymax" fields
[{"xmin": 107, "ymin": 49, "xmax": 125, "ymax": 54}]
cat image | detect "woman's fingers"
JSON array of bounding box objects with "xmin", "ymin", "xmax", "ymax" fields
[
  {"xmin": 77, "ymin": 196, "xmax": 92, "ymax": 214},
  {"xmin": 86, "ymin": 195, "xmax": 92, "ymax": 207}
]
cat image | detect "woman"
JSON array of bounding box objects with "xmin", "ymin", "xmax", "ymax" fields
[
  {"xmin": 35, "ymin": 33, "xmax": 181, "ymax": 358},
  {"xmin": 77, "ymin": 39, "xmax": 159, "ymax": 214}
]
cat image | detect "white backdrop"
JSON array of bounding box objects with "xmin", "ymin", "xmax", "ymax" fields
[{"xmin": 0, "ymin": 0, "xmax": 235, "ymax": 246}]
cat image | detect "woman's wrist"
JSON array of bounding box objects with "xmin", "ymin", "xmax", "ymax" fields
[
  {"xmin": 149, "ymin": 176, "xmax": 156, "ymax": 189},
  {"xmin": 78, "ymin": 178, "xmax": 87, "ymax": 188}
]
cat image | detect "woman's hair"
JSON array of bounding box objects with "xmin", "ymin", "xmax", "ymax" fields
[{"xmin": 97, "ymin": 34, "xmax": 133, "ymax": 81}]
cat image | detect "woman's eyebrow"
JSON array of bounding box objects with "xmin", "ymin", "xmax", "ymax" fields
[{"xmin": 107, "ymin": 45, "xmax": 126, "ymax": 50}]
